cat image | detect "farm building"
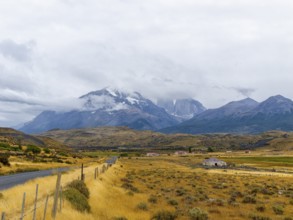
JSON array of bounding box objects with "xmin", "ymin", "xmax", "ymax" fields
[
  {"xmin": 174, "ymin": 151, "xmax": 188, "ymax": 155},
  {"xmin": 202, "ymin": 158, "xmax": 227, "ymax": 167},
  {"xmin": 146, "ymin": 152, "xmax": 160, "ymax": 157}
]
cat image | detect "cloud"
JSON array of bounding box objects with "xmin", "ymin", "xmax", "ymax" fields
[
  {"xmin": 233, "ymin": 88, "xmax": 256, "ymax": 97},
  {"xmin": 1, "ymin": 0, "xmax": 293, "ymax": 126},
  {"xmin": 0, "ymin": 40, "xmax": 35, "ymax": 62}
]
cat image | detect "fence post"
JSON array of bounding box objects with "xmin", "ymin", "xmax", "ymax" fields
[
  {"xmin": 81, "ymin": 163, "xmax": 84, "ymax": 181},
  {"xmin": 59, "ymin": 186, "xmax": 63, "ymax": 212},
  {"xmin": 52, "ymin": 173, "xmax": 62, "ymax": 219},
  {"xmin": 1, "ymin": 212, "xmax": 5, "ymax": 220},
  {"xmin": 43, "ymin": 195, "xmax": 49, "ymax": 220},
  {"xmin": 20, "ymin": 192, "xmax": 26, "ymax": 220},
  {"xmin": 32, "ymin": 184, "xmax": 39, "ymax": 220}
]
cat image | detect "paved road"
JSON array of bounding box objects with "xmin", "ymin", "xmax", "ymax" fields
[
  {"xmin": 106, "ymin": 156, "xmax": 118, "ymax": 165},
  {"xmin": 0, "ymin": 167, "xmax": 70, "ymax": 191}
]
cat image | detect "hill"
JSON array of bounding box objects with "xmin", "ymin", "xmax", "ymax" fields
[
  {"xmin": 0, "ymin": 127, "xmax": 69, "ymax": 152},
  {"xmin": 40, "ymin": 127, "xmax": 293, "ymax": 152}
]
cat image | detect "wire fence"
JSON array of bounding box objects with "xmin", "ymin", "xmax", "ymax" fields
[{"xmin": 1, "ymin": 157, "xmax": 118, "ymax": 220}]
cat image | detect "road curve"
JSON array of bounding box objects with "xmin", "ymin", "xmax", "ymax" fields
[{"xmin": 0, "ymin": 167, "xmax": 70, "ymax": 191}]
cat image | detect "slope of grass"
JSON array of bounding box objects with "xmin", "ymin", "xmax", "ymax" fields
[{"xmin": 40, "ymin": 127, "xmax": 293, "ymax": 152}]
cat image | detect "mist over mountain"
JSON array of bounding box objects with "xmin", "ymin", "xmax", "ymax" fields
[
  {"xmin": 20, "ymin": 88, "xmax": 179, "ymax": 134},
  {"xmin": 162, "ymin": 95, "xmax": 293, "ymax": 134},
  {"xmin": 19, "ymin": 88, "xmax": 293, "ymax": 135},
  {"xmin": 157, "ymin": 98, "xmax": 206, "ymax": 121}
]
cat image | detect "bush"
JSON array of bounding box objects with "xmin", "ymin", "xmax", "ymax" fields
[
  {"xmin": 63, "ymin": 188, "xmax": 90, "ymax": 212},
  {"xmin": 168, "ymin": 199, "xmax": 178, "ymax": 206},
  {"xmin": 148, "ymin": 195, "xmax": 158, "ymax": 204},
  {"xmin": 0, "ymin": 143, "xmax": 11, "ymax": 150},
  {"xmin": 0, "ymin": 154, "xmax": 10, "ymax": 166},
  {"xmin": 256, "ymin": 205, "xmax": 266, "ymax": 212},
  {"xmin": 112, "ymin": 217, "xmax": 128, "ymax": 220},
  {"xmin": 242, "ymin": 196, "xmax": 256, "ymax": 204},
  {"xmin": 272, "ymin": 205, "xmax": 284, "ymax": 215},
  {"xmin": 136, "ymin": 202, "xmax": 148, "ymax": 211},
  {"xmin": 44, "ymin": 148, "xmax": 50, "ymax": 154},
  {"xmin": 121, "ymin": 182, "xmax": 138, "ymax": 193},
  {"xmin": 188, "ymin": 207, "xmax": 208, "ymax": 220},
  {"xmin": 67, "ymin": 180, "xmax": 90, "ymax": 199},
  {"xmin": 151, "ymin": 210, "xmax": 177, "ymax": 220},
  {"xmin": 249, "ymin": 214, "xmax": 271, "ymax": 220},
  {"xmin": 25, "ymin": 145, "xmax": 41, "ymax": 154}
]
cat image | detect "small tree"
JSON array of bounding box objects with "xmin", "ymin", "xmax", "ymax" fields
[
  {"xmin": 207, "ymin": 147, "xmax": 214, "ymax": 152},
  {"xmin": 17, "ymin": 136, "xmax": 23, "ymax": 150},
  {"xmin": 25, "ymin": 145, "xmax": 41, "ymax": 154},
  {"xmin": 188, "ymin": 147, "xmax": 192, "ymax": 153},
  {"xmin": 0, "ymin": 153, "xmax": 10, "ymax": 166}
]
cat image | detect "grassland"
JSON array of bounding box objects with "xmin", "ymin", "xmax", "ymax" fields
[
  {"xmin": 40, "ymin": 127, "xmax": 293, "ymax": 153},
  {"xmin": 1, "ymin": 153, "xmax": 292, "ymax": 220}
]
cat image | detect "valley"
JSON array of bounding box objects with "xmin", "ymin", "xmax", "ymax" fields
[
  {"xmin": 0, "ymin": 127, "xmax": 293, "ymax": 219},
  {"xmin": 0, "ymin": 152, "xmax": 292, "ymax": 220}
]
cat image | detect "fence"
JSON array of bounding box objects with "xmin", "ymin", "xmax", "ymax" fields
[{"xmin": 0, "ymin": 156, "xmax": 118, "ymax": 220}]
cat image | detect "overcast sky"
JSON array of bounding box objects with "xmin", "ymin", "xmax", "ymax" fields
[{"xmin": 1, "ymin": 0, "xmax": 293, "ymax": 126}]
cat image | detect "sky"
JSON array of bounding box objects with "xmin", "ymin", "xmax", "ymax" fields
[{"xmin": 1, "ymin": 0, "xmax": 293, "ymax": 127}]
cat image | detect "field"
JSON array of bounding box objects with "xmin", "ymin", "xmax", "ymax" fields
[{"xmin": 1, "ymin": 152, "xmax": 292, "ymax": 220}]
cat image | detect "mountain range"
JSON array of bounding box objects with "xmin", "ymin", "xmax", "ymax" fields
[
  {"xmin": 162, "ymin": 95, "xmax": 293, "ymax": 134},
  {"xmin": 20, "ymin": 88, "xmax": 184, "ymax": 133},
  {"xmin": 19, "ymin": 88, "xmax": 293, "ymax": 134}
]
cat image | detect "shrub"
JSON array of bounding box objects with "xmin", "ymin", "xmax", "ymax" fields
[
  {"xmin": 188, "ymin": 207, "xmax": 208, "ymax": 220},
  {"xmin": 0, "ymin": 142, "xmax": 11, "ymax": 150},
  {"xmin": 249, "ymin": 214, "xmax": 271, "ymax": 220},
  {"xmin": 58, "ymin": 152, "xmax": 68, "ymax": 157},
  {"xmin": 121, "ymin": 182, "xmax": 138, "ymax": 192},
  {"xmin": 67, "ymin": 180, "xmax": 90, "ymax": 199},
  {"xmin": 25, "ymin": 145, "xmax": 41, "ymax": 154},
  {"xmin": 136, "ymin": 202, "xmax": 148, "ymax": 211},
  {"xmin": 63, "ymin": 188, "xmax": 90, "ymax": 212},
  {"xmin": 242, "ymin": 196, "xmax": 256, "ymax": 204},
  {"xmin": 272, "ymin": 205, "xmax": 284, "ymax": 215},
  {"xmin": 0, "ymin": 154, "xmax": 10, "ymax": 166},
  {"xmin": 112, "ymin": 217, "xmax": 128, "ymax": 220},
  {"xmin": 175, "ymin": 188, "xmax": 186, "ymax": 196},
  {"xmin": 44, "ymin": 148, "xmax": 50, "ymax": 154},
  {"xmin": 0, "ymin": 193, "xmax": 3, "ymax": 199},
  {"xmin": 256, "ymin": 205, "xmax": 266, "ymax": 212},
  {"xmin": 148, "ymin": 195, "xmax": 158, "ymax": 204},
  {"xmin": 168, "ymin": 199, "xmax": 178, "ymax": 206},
  {"xmin": 151, "ymin": 210, "xmax": 177, "ymax": 220}
]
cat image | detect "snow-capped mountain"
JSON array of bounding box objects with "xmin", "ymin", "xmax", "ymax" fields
[
  {"xmin": 157, "ymin": 98, "xmax": 206, "ymax": 120},
  {"xmin": 20, "ymin": 88, "xmax": 179, "ymax": 134},
  {"xmin": 162, "ymin": 95, "xmax": 293, "ymax": 134}
]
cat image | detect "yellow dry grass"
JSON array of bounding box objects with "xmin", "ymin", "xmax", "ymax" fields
[
  {"xmin": 0, "ymin": 161, "xmax": 101, "ymax": 219},
  {"xmin": 1, "ymin": 155, "xmax": 293, "ymax": 220}
]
